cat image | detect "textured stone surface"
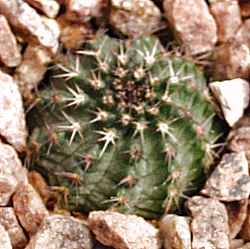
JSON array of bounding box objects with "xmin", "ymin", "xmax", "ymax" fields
[
  {"xmin": 228, "ymin": 116, "xmax": 250, "ymax": 163},
  {"xmin": 0, "ymin": 71, "xmax": 27, "ymax": 151},
  {"xmin": 0, "ymin": 0, "xmax": 58, "ymax": 54},
  {"xmin": 187, "ymin": 196, "xmax": 230, "ymax": 249},
  {"xmin": 25, "ymin": 215, "xmax": 93, "ymax": 249},
  {"xmin": 57, "ymin": 15, "xmax": 91, "ymax": 49},
  {"xmin": 41, "ymin": 16, "xmax": 60, "ymax": 55},
  {"xmin": 15, "ymin": 44, "xmax": 52, "ymax": 97},
  {"xmin": 227, "ymin": 200, "xmax": 248, "ymax": 239},
  {"xmin": 66, "ymin": 0, "xmax": 107, "ymax": 22},
  {"xmin": 0, "ymin": 224, "xmax": 12, "ymax": 249},
  {"xmin": 210, "ymin": 79, "xmax": 249, "ymax": 127},
  {"xmin": 163, "ymin": 0, "xmax": 217, "ymax": 55},
  {"xmin": 210, "ymin": 0, "xmax": 242, "ymax": 43},
  {"xmin": 212, "ymin": 40, "xmax": 250, "ymax": 80},
  {"xmin": 0, "ymin": 141, "xmax": 27, "ymax": 206},
  {"xmin": 110, "ymin": 0, "xmax": 162, "ymax": 37},
  {"xmin": 201, "ymin": 152, "xmax": 250, "ymax": 201},
  {"xmin": 0, "ymin": 15, "xmax": 21, "ymax": 67},
  {"xmin": 212, "ymin": 19, "xmax": 250, "ymax": 80},
  {"xmin": 88, "ymin": 211, "xmax": 162, "ymax": 249},
  {"xmin": 160, "ymin": 214, "xmax": 191, "ymax": 249},
  {"xmin": 24, "ymin": 0, "xmax": 60, "ymax": 18},
  {"xmin": 0, "ymin": 207, "xmax": 27, "ymax": 249},
  {"xmin": 13, "ymin": 183, "xmax": 49, "ymax": 236}
]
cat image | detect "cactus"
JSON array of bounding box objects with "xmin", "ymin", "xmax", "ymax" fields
[{"xmin": 27, "ymin": 34, "xmax": 222, "ymax": 218}]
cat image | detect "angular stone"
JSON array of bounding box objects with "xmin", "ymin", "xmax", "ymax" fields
[
  {"xmin": 213, "ymin": 18, "xmax": 250, "ymax": 80},
  {"xmin": 226, "ymin": 200, "xmax": 248, "ymax": 239},
  {"xmin": 210, "ymin": 0, "xmax": 242, "ymax": 43},
  {"xmin": 0, "ymin": 207, "xmax": 27, "ymax": 249},
  {"xmin": 57, "ymin": 15, "xmax": 91, "ymax": 49},
  {"xmin": 88, "ymin": 211, "xmax": 162, "ymax": 249},
  {"xmin": 66, "ymin": 0, "xmax": 107, "ymax": 22},
  {"xmin": 41, "ymin": 16, "xmax": 60, "ymax": 55},
  {"xmin": 15, "ymin": 45, "xmax": 52, "ymax": 97},
  {"xmin": 13, "ymin": 183, "xmax": 49, "ymax": 236},
  {"xmin": 25, "ymin": 215, "xmax": 93, "ymax": 249},
  {"xmin": 0, "ymin": 15, "xmax": 21, "ymax": 67},
  {"xmin": 201, "ymin": 152, "xmax": 250, "ymax": 201},
  {"xmin": 228, "ymin": 116, "xmax": 250, "ymax": 163},
  {"xmin": 24, "ymin": 0, "xmax": 60, "ymax": 18},
  {"xmin": 210, "ymin": 79, "xmax": 249, "ymax": 127},
  {"xmin": 160, "ymin": 214, "xmax": 191, "ymax": 249},
  {"xmin": 0, "ymin": 224, "xmax": 12, "ymax": 249},
  {"xmin": 240, "ymin": 1, "xmax": 250, "ymax": 18},
  {"xmin": 0, "ymin": 71, "xmax": 27, "ymax": 151},
  {"xmin": 0, "ymin": 0, "xmax": 58, "ymax": 54},
  {"xmin": 110, "ymin": 0, "xmax": 162, "ymax": 37},
  {"xmin": 0, "ymin": 141, "xmax": 27, "ymax": 206},
  {"xmin": 212, "ymin": 40, "xmax": 250, "ymax": 80},
  {"xmin": 187, "ymin": 196, "xmax": 230, "ymax": 249},
  {"xmin": 228, "ymin": 128, "xmax": 249, "ymax": 154},
  {"xmin": 163, "ymin": 0, "xmax": 217, "ymax": 55}
]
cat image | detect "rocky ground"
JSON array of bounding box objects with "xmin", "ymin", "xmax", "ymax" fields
[{"xmin": 1, "ymin": 0, "xmax": 250, "ymax": 249}]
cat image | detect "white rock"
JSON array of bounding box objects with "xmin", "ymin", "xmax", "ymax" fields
[
  {"xmin": 0, "ymin": 71, "xmax": 27, "ymax": 151},
  {"xmin": 187, "ymin": 196, "xmax": 230, "ymax": 249},
  {"xmin": 0, "ymin": 15, "xmax": 21, "ymax": 67},
  {"xmin": 201, "ymin": 152, "xmax": 250, "ymax": 202},
  {"xmin": 110, "ymin": 0, "xmax": 162, "ymax": 37},
  {"xmin": 0, "ymin": 224, "xmax": 12, "ymax": 249},
  {"xmin": 163, "ymin": 0, "xmax": 217, "ymax": 55},
  {"xmin": 0, "ymin": 141, "xmax": 27, "ymax": 206},
  {"xmin": 25, "ymin": 215, "xmax": 93, "ymax": 249},
  {"xmin": 15, "ymin": 44, "xmax": 52, "ymax": 98},
  {"xmin": 88, "ymin": 211, "xmax": 162, "ymax": 249},
  {"xmin": 0, "ymin": 207, "xmax": 27, "ymax": 249},
  {"xmin": 160, "ymin": 214, "xmax": 191, "ymax": 249},
  {"xmin": 0, "ymin": 0, "xmax": 59, "ymax": 55},
  {"xmin": 210, "ymin": 79, "xmax": 250, "ymax": 127},
  {"xmin": 24, "ymin": 0, "xmax": 60, "ymax": 18},
  {"xmin": 66, "ymin": 0, "xmax": 106, "ymax": 22}
]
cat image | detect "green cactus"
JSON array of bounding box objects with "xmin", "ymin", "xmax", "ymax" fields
[{"xmin": 27, "ymin": 34, "xmax": 222, "ymax": 218}]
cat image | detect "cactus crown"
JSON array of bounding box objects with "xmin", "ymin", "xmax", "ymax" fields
[{"xmin": 28, "ymin": 34, "xmax": 222, "ymax": 218}]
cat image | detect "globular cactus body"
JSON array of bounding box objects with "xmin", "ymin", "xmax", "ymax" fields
[{"xmin": 28, "ymin": 35, "xmax": 222, "ymax": 218}]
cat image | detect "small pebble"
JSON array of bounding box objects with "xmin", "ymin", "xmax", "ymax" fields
[
  {"xmin": 201, "ymin": 152, "xmax": 250, "ymax": 201},
  {"xmin": 187, "ymin": 196, "xmax": 230, "ymax": 249},
  {"xmin": 160, "ymin": 214, "xmax": 191, "ymax": 249},
  {"xmin": 25, "ymin": 215, "xmax": 93, "ymax": 249},
  {"xmin": 88, "ymin": 211, "xmax": 162, "ymax": 249},
  {"xmin": 210, "ymin": 79, "xmax": 249, "ymax": 127}
]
